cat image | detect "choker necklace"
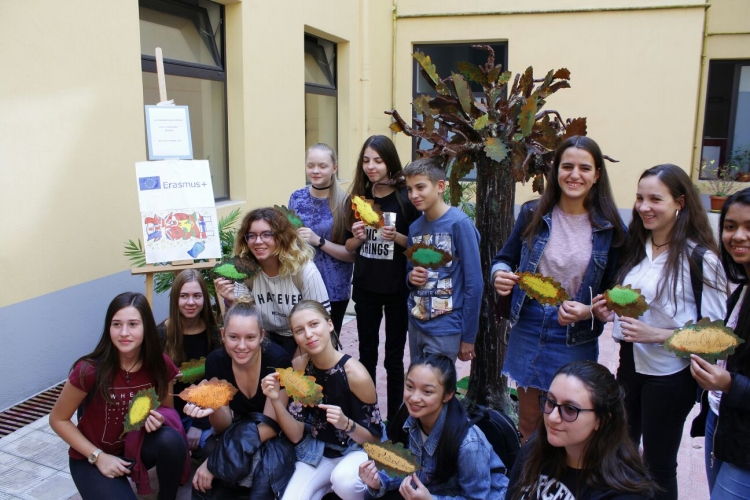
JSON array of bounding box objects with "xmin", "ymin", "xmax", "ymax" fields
[
  {"xmin": 121, "ymin": 359, "xmax": 140, "ymax": 384},
  {"xmin": 652, "ymin": 240, "xmax": 670, "ymax": 249},
  {"xmin": 311, "ymin": 184, "xmax": 331, "ymax": 191}
]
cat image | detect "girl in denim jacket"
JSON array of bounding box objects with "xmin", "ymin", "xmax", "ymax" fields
[
  {"xmin": 359, "ymin": 355, "xmax": 509, "ymax": 500},
  {"xmin": 491, "ymin": 136, "xmax": 626, "ymax": 442}
]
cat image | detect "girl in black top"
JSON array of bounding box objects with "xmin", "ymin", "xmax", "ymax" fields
[
  {"xmin": 345, "ymin": 135, "xmax": 420, "ymax": 421},
  {"xmin": 157, "ymin": 269, "xmax": 221, "ymax": 452},
  {"xmin": 509, "ymin": 361, "xmax": 656, "ymax": 500}
]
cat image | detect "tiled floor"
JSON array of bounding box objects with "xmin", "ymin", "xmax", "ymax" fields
[{"xmin": 0, "ymin": 317, "xmax": 709, "ymax": 499}]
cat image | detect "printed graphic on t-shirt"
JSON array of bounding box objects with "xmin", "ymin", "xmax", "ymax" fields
[
  {"xmin": 521, "ymin": 474, "xmax": 575, "ymax": 500},
  {"xmin": 410, "ymin": 232, "xmax": 453, "ymax": 321},
  {"xmin": 359, "ymin": 213, "xmax": 396, "ymax": 260},
  {"xmin": 101, "ymin": 382, "xmax": 151, "ymax": 446}
]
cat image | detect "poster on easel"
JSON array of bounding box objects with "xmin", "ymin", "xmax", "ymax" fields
[
  {"xmin": 136, "ymin": 160, "xmax": 222, "ymax": 264},
  {"xmin": 144, "ymin": 105, "xmax": 194, "ymax": 160}
]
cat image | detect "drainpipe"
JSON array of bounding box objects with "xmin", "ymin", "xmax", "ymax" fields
[{"xmin": 361, "ymin": 0, "xmax": 370, "ymax": 140}]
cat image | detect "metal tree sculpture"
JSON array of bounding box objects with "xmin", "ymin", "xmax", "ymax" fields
[{"xmin": 387, "ymin": 45, "xmax": 587, "ymax": 410}]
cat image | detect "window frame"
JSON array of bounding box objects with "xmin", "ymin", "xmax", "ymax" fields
[
  {"xmin": 304, "ymin": 34, "xmax": 338, "ymax": 157},
  {"xmin": 139, "ymin": 0, "xmax": 230, "ymax": 201}
]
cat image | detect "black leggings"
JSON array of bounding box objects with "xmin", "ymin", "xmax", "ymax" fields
[
  {"xmin": 69, "ymin": 426, "xmax": 186, "ymax": 500},
  {"xmin": 617, "ymin": 341, "xmax": 697, "ymax": 500}
]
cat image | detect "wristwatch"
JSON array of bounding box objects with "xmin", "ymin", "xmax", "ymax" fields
[
  {"xmin": 316, "ymin": 237, "xmax": 326, "ymax": 249},
  {"xmin": 88, "ymin": 448, "xmax": 102, "ymax": 464}
]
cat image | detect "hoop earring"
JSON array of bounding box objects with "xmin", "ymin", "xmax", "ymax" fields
[{"xmin": 675, "ymin": 209, "xmax": 680, "ymax": 220}]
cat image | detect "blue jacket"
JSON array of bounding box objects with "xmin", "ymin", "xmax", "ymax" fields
[
  {"xmin": 490, "ymin": 200, "xmax": 625, "ymax": 346},
  {"xmin": 368, "ymin": 406, "xmax": 508, "ymax": 500}
]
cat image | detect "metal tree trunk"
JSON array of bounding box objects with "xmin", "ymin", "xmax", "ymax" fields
[{"xmin": 465, "ymin": 157, "xmax": 516, "ymax": 412}]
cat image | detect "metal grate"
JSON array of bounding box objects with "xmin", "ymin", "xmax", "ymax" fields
[{"xmin": 0, "ymin": 383, "xmax": 64, "ymax": 438}]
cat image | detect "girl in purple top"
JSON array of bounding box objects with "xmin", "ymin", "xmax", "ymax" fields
[{"xmin": 289, "ymin": 143, "xmax": 354, "ymax": 334}]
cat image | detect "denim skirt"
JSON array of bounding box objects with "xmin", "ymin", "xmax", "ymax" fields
[{"xmin": 502, "ymin": 300, "xmax": 598, "ymax": 390}]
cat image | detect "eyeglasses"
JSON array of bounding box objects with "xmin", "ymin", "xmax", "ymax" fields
[
  {"xmin": 244, "ymin": 231, "xmax": 274, "ymax": 243},
  {"xmin": 539, "ymin": 395, "xmax": 596, "ymax": 422}
]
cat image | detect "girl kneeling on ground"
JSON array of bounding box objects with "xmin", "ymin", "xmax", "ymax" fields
[
  {"xmin": 262, "ymin": 300, "xmax": 383, "ymax": 500},
  {"xmin": 359, "ymin": 354, "xmax": 509, "ymax": 500},
  {"xmin": 50, "ymin": 292, "xmax": 189, "ymax": 500}
]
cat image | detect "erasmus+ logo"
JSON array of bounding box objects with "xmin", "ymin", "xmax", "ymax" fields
[{"xmin": 139, "ymin": 176, "xmax": 161, "ymax": 191}]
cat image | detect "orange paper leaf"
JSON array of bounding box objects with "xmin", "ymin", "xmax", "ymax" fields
[
  {"xmin": 178, "ymin": 378, "xmax": 238, "ymax": 410},
  {"xmin": 516, "ymin": 272, "xmax": 569, "ymax": 306}
]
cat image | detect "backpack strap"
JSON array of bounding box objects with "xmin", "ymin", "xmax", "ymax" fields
[{"xmin": 689, "ymin": 244, "xmax": 708, "ymax": 321}]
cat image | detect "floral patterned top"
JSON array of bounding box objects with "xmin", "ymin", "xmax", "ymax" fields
[{"xmin": 288, "ymin": 354, "xmax": 382, "ymax": 453}]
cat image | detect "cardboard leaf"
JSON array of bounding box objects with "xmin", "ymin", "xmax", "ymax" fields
[
  {"xmin": 452, "ymin": 72, "xmax": 474, "ymax": 116},
  {"xmin": 363, "ymin": 440, "xmax": 418, "ymax": 478},
  {"xmin": 483, "ymin": 137, "xmax": 509, "ymax": 162},
  {"xmin": 413, "ymin": 51, "xmax": 439, "ymax": 85},
  {"xmin": 553, "ymin": 68, "xmax": 571, "ymax": 80},
  {"xmin": 276, "ymin": 367, "xmax": 324, "ymax": 407},
  {"xmin": 412, "ymin": 95, "xmax": 433, "ymax": 116},
  {"xmin": 120, "ymin": 387, "xmax": 160, "ymax": 438},
  {"xmin": 456, "ymin": 61, "xmax": 487, "ymax": 85},
  {"xmin": 517, "ymin": 272, "xmax": 570, "ymax": 306},
  {"xmin": 562, "ymin": 117, "xmax": 587, "ymax": 140},
  {"xmin": 663, "ymin": 318, "xmax": 745, "ymax": 361},
  {"xmin": 404, "ymin": 242, "xmax": 453, "ymax": 270},
  {"xmin": 274, "ymin": 205, "xmax": 304, "ymax": 229},
  {"xmin": 604, "ymin": 284, "xmax": 649, "ymax": 318},
  {"xmin": 211, "ymin": 255, "xmax": 260, "ymax": 283},
  {"xmin": 473, "ymin": 114, "xmax": 489, "ymax": 131},
  {"xmin": 518, "ymin": 66, "xmax": 534, "ymax": 97},
  {"xmin": 178, "ymin": 377, "xmax": 238, "ymax": 410},
  {"xmin": 178, "ymin": 357, "xmax": 206, "ymax": 384},
  {"xmin": 532, "ymin": 173, "xmax": 545, "ymax": 194},
  {"xmin": 518, "ymin": 96, "xmax": 539, "ymax": 138},
  {"xmin": 351, "ymin": 195, "xmax": 385, "ymax": 228},
  {"xmin": 389, "ymin": 121, "xmax": 404, "ymax": 134}
]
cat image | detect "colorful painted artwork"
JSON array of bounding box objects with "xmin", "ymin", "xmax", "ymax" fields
[{"xmin": 136, "ymin": 160, "xmax": 221, "ymax": 263}]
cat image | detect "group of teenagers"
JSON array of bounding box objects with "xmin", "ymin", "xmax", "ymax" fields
[{"xmin": 48, "ymin": 134, "xmax": 750, "ymax": 500}]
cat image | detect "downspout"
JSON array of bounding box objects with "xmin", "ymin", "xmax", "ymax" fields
[
  {"xmin": 391, "ymin": 0, "xmax": 397, "ymax": 113},
  {"xmin": 691, "ymin": 1, "xmax": 711, "ymax": 180},
  {"xmin": 360, "ymin": 0, "xmax": 370, "ymax": 139}
]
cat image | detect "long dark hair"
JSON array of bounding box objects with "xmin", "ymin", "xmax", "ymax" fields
[
  {"xmin": 72, "ymin": 292, "xmax": 170, "ymax": 403},
  {"xmin": 522, "ymin": 136, "xmax": 625, "ymax": 248},
  {"xmin": 615, "ymin": 164, "xmax": 721, "ymax": 307},
  {"xmin": 164, "ymin": 269, "xmax": 219, "ymax": 364},
  {"xmin": 513, "ymin": 361, "xmax": 657, "ymax": 499},
  {"xmin": 348, "ymin": 135, "xmax": 410, "ymax": 226},
  {"xmin": 406, "ymin": 355, "xmax": 471, "ymax": 483},
  {"xmin": 719, "ymin": 188, "xmax": 750, "ymax": 373}
]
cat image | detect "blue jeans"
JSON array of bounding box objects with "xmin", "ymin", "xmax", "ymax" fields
[
  {"xmin": 713, "ymin": 461, "xmax": 750, "ymax": 500},
  {"xmin": 706, "ymin": 409, "xmax": 723, "ymax": 493}
]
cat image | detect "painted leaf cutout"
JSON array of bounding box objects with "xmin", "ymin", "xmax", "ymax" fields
[
  {"xmin": 603, "ymin": 284, "xmax": 649, "ymax": 318},
  {"xmin": 211, "ymin": 256, "xmax": 260, "ymax": 283},
  {"xmin": 351, "ymin": 195, "xmax": 385, "ymax": 228},
  {"xmin": 451, "ymin": 72, "xmax": 473, "ymax": 116},
  {"xmin": 363, "ymin": 441, "xmax": 418, "ymax": 478},
  {"xmin": 413, "ymin": 51, "xmax": 439, "ymax": 85},
  {"xmin": 178, "ymin": 377, "xmax": 238, "ymax": 410},
  {"xmin": 275, "ymin": 205, "xmax": 304, "ymax": 229},
  {"xmin": 178, "ymin": 357, "xmax": 206, "ymax": 384},
  {"xmin": 473, "ymin": 114, "xmax": 489, "ymax": 131},
  {"xmin": 276, "ymin": 367, "xmax": 324, "ymax": 407},
  {"xmin": 456, "ymin": 61, "xmax": 487, "ymax": 85},
  {"xmin": 663, "ymin": 318, "xmax": 745, "ymax": 361},
  {"xmin": 404, "ymin": 242, "xmax": 453, "ymax": 270},
  {"xmin": 120, "ymin": 387, "xmax": 160, "ymax": 438},
  {"xmin": 517, "ymin": 272, "xmax": 570, "ymax": 306},
  {"xmin": 484, "ymin": 137, "xmax": 509, "ymax": 162}
]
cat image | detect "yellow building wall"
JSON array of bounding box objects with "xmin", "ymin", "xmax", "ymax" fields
[{"xmin": 391, "ymin": 1, "xmax": 708, "ymax": 208}]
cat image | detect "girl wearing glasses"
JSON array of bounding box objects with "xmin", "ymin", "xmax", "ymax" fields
[
  {"xmin": 508, "ymin": 360, "xmax": 656, "ymax": 500},
  {"xmin": 359, "ymin": 354, "xmax": 509, "ymax": 500},
  {"xmin": 597, "ymin": 165, "xmax": 727, "ymax": 500},
  {"xmin": 690, "ymin": 187, "xmax": 750, "ymax": 499},
  {"xmin": 215, "ymin": 207, "xmax": 330, "ymax": 357},
  {"xmin": 289, "ymin": 143, "xmax": 355, "ymax": 335}
]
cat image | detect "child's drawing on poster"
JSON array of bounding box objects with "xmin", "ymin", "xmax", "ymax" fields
[{"xmin": 136, "ymin": 160, "xmax": 221, "ymax": 263}]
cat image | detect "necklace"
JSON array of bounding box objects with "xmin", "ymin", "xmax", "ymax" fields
[
  {"xmin": 652, "ymin": 240, "xmax": 670, "ymax": 248},
  {"xmin": 121, "ymin": 358, "xmax": 140, "ymax": 384},
  {"xmin": 311, "ymin": 184, "xmax": 331, "ymax": 191}
]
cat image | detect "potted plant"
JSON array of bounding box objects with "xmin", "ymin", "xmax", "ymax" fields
[{"xmin": 700, "ymin": 159, "xmax": 741, "ymax": 212}]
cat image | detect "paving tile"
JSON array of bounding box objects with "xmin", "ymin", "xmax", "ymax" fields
[
  {"xmin": 15, "ymin": 471, "xmax": 77, "ymax": 500},
  {"xmin": 0, "ymin": 461, "xmax": 57, "ymax": 495},
  {"xmin": 0, "ymin": 432, "xmax": 61, "ymax": 461}
]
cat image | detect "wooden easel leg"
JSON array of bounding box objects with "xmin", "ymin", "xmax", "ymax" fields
[{"xmin": 146, "ymin": 274, "xmax": 154, "ymax": 309}]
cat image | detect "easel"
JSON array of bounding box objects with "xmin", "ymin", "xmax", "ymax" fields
[{"xmin": 132, "ymin": 47, "xmax": 224, "ymax": 317}]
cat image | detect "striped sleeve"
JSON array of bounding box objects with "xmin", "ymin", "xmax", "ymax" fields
[{"xmin": 300, "ymin": 261, "xmax": 331, "ymax": 312}]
